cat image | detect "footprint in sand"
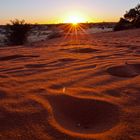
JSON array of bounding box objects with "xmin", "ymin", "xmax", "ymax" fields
[
  {"xmin": 47, "ymin": 95, "xmax": 120, "ymax": 134},
  {"xmin": 25, "ymin": 63, "xmax": 47, "ymax": 68},
  {"xmin": 107, "ymin": 63, "xmax": 140, "ymax": 78},
  {"xmin": 0, "ymin": 99, "xmax": 48, "ymax": 131},
  {"xmin": 0, "ymin": 67, "xmax": 23, "ymax": 73},
  {"xmin": 74, "ymin": 64, "xmax": 96, "ymax": 71},
  {"xmin": 0, "ymin": 54, "xmax": 39, "ymax": 61},
  {"xmin": 0, "ymin": 90, "xmax": 7, "ymax": 99},
  {"xmin": 0, "ymin": 75, "xmax": 8, "ymax": 78},
  {"xmin": 47, "ymin": 58, "xmax": 77, "ymax": 67},
  {"xmin": 70, "ymin": 48, "xmax": 99, "ymax": 53}
]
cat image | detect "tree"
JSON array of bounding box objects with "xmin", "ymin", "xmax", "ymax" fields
[
  {"xmin": 114, "ymin": 4, "xmax": 140, "ymax": 31},
  {"xmin": 124, "ymin": 4, "xmax": 140, "ymax": 22}
]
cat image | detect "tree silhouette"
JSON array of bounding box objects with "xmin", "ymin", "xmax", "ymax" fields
[{"xmin": 114, "ymin": 4, "xmax": 140, "ymax": 31}]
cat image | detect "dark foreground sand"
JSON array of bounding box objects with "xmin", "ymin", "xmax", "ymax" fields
[{"xmin": 0, "ymin": 29, "xmax": 140, "ymax": 140}]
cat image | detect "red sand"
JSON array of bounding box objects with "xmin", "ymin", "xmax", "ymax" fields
[{"xmin": 0, "ymin": 29, "xmax": 140, "ymax": 140}]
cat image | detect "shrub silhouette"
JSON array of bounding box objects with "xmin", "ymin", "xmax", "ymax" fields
[
  {"xmin": 114, "ymin": 18, "xmax": 131, "ymax": 31},
  {"xmin": 48, "ymin": 31, "xmax": 62, "ymax": 39},
  {"xmin": 5, "ymin": 19, "xmax": 31, "ymax": 45},
  {"xmin": 134, "ymin": 16, "xmax": 140, "ymax": 28},
  {"xmin": 114, "ymin": 4, "xmax": 140, "ymax": 31}
]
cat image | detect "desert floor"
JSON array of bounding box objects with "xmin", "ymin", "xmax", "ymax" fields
[{"xmin": 0, "ymin": 29, "xmax": 140, "ymax": 140}]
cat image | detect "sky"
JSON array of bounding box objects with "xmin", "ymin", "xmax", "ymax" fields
[{"xmin": 0, "ymin": 0, "xmax": 139, "ymax": 24}]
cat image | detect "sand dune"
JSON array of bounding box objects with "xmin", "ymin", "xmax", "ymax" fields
[{"xmin": 0, "ymin": 29, "xmax": 140, "ymax": 140}]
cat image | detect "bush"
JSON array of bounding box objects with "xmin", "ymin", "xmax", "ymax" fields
[
  {"xmin": 134, "ymin": 16, "xmax": 140, "ymax": 28},
  {"xmin": 48, "ymin": 31, "xmax": 62, "ymax": 39},
  {"xmin": 114, "ymin": 18, "xmax": 132, "ymax": 31},
  {"xmin": 5, "ymin": 19, "xmax": 31, "ymax": 45}
]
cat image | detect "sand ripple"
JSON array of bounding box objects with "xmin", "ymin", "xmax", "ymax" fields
[
  {"xmin": 0, "ymin": 29, "xmax": 140, "ymax": 140},
  {"xmin": 0, "ymin": 54, "xmax": 39, "ymax": 61}
]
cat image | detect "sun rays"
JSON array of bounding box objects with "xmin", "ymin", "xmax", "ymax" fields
[
  {"xmin": 55, "ymin": 22, "xmax": 92, "ymax": 48},
  {"xmin": 51, "ymin": 12, "xmax": 92, "ymax": 46}
]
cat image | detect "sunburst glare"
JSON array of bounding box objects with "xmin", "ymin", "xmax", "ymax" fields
[{"xmin": 64, "ymin": 12, "xmax": 87, "ymax": 24}]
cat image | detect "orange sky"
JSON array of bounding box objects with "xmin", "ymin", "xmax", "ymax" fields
[{"xmin": 0, "ymin": 0, "xmax": 139, "ymax": 24}]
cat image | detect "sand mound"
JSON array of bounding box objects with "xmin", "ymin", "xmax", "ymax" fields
[
  {"xmin": 107, "ymin": 64, "xmax": 140, "ymax": 78},
  {"xmin": 70, "ymin": 48, "xmax": 99, "ymax": 53},
  {"xmin": 48, "ymin": 95, "xmax": 120, "ymax": 134}
]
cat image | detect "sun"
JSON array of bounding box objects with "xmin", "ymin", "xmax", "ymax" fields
[
  {"xmin": 64, "ymin": 13, "xmax": 86, "ymax": 25},
  {"xmin": 66, "ymin": 15, "xmax": 84, "ymax": 24}
]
